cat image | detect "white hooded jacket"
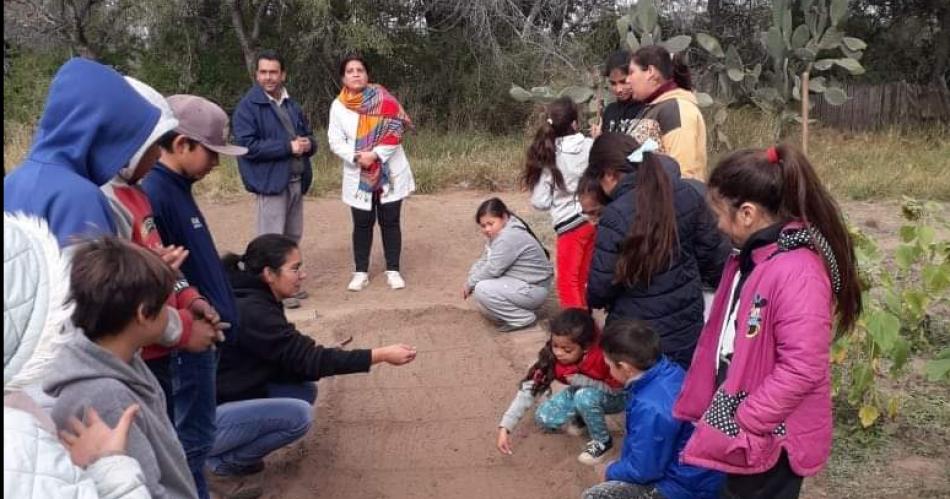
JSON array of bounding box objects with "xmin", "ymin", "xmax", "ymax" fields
[
  {"xmin": 529, "ymin": 133, "xmax": 592, "ymax": 235},
  {"xmin": 3, "ymin": 213, "xmax": 150, "ymax": 499}
]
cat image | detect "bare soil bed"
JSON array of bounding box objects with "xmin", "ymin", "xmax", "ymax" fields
[{"xmin": 199, "ymin": 190, "xmax": 948, "ymax": 499}]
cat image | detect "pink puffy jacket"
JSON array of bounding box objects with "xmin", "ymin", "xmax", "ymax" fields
[{"xmin": 672, "ymin": 225, "xmax": 834, "ymax": 477}]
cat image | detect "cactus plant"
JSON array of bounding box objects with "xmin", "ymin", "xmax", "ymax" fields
[{"xmin": 696, "ymin": 0, "xmax": 866, "ymax": 147}]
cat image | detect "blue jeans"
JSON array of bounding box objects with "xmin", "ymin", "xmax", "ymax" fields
[
  {"xmin": 207, "ymin": 383, "xmax": 316, "ymax": 477},
  {"xmin": 535, "ymin": 387, "xmax": 626, "ymax": 443},
  {"xmin": 172, "ymin": 350, "xmax": 218, "ymax": 499}
]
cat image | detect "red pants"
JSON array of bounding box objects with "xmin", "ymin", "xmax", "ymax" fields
[{"xmin": 556, "ymin": 221, "xmax": 596, "ymax": 309}]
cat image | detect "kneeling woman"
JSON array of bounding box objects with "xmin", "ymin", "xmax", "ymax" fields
[
  {"xmin": 464, "ymin": 197, "xmax": 554, "ymax": 332},
  {"xmin": 210, "ymin": 234, "xmax": 417, "ymax": 485}
]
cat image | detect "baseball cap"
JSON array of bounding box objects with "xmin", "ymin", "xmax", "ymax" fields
[
  {"xmin": 166, "ymin": 95, "xmax": 248, "ymax": 156},
  {"xmin": 123, "ymin": 76, "xmax": 179, "ymax": 179}
]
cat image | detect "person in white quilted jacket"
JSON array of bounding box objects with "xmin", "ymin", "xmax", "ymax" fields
[{"xmin": 3, "ymin": 213, "xmax": 150, "ymax": 499}]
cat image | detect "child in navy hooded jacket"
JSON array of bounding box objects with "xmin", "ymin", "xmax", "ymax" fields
[{"xmin": 3, "ymin": 58, "xmax": 170, "ymax": 248}]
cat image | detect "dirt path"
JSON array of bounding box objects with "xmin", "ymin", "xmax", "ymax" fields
[{"xmin": 198, "ymin": 191, "xmax": 947, "ymax": 499}]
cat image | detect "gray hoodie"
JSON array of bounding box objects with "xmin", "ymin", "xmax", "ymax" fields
[
  {"xmin": 467, "ymin": 217, "xmax": 554, "ymax": 289},
  {"xmin": 44, "ymin": 330, "xmax": 198, "ymax": 499}
]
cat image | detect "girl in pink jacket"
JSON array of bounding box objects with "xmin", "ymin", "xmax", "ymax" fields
[{"xmin": 673, "ymin": 145, "xmax": 862, "ymax": 498}]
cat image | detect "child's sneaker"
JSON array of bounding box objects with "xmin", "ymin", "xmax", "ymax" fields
[
  {"xmin": 577, "ymin": 438, "xmax": 613, "ymax": 466},
  {"xmin": 564, "ymin": 417, "xmax": 587, "ymax": 437},
  {"xmin": 385, "ymin": 270, "xmax": 406, "ymax": 290},
  {"xmin": 347, "ymin": 272, "xmax": 370, "ymax": 291}
]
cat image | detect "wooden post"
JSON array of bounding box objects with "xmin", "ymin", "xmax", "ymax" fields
[{"xmin": 801, "ymin": 70, "xmax": 810, "ymax": 155}]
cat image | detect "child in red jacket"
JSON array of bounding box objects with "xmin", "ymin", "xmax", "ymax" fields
[
  {"xmin": 673, "ymin": 145, "xmax": 862, "ymax": 499},
  {"xmin": 100, "ymin": 77, "xmax": 223, "ymax": 417},
  {"xmin": 496, "ymin": 309, "xmax": 624, "ymax": 465}
]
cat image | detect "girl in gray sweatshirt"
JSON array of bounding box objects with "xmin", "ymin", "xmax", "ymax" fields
[{"xmin": 464, "ymin": 198, "xmax": 553, "ymax": 332}]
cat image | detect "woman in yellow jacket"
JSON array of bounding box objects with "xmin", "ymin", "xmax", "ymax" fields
[{"xmin": 626, "ymin": 45, "xmax": 708, "ymax": 181}]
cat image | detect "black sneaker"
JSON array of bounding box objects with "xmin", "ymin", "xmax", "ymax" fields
[{"xmin": 577, "ymin": 437, "xmax": 613, "ymax": 465}]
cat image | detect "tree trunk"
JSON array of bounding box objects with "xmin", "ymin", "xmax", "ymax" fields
[
  {"xmin": 933, "ymin": 1, "xmax": 950, "ymax": 90},
  {"xmin": 229, "ymin": 0, "xmax": 256, "ymax": 80},
  {"xmin": 802, "ymin": 70, "xmax": 810, "ymax": 155},
  {"xmin": 708, "ymin": 0, "xmax": 723, "ymax": 33}
]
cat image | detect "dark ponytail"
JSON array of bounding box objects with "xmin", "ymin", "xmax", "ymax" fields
[
  {"xmin": 523, "ymin": 308, "xmax": 596, "ymax": 396},
  {"xmin": 631, "ymin": 45, "xmax": 693, "ymax": 91},
  {"xmin": 586, "ymin": 133, "xmax": 678, "ymax": 287},
  {"xmin": 708, "ymin": 145, "xmax": 862, "ymax": 332},
  {"xmin": 522, "ymin": 97, "xmax": 578, "ymax": 191},
  {"xmin": 475, "ymin": 197, "xmax": 550, "ymax": 259},
  {"xmin": 221, "ymin": 233, "xmax": 299, "ymax": 278}
]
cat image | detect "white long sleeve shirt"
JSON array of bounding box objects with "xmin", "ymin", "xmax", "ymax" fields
[{"xmin": 327, "ymin": 99, "xmax": 415, "ymax": 211}]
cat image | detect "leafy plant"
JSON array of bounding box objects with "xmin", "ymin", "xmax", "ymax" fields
[{"xmin": 837, "ymin": 198, "xmax": 950, "ymax": 428}]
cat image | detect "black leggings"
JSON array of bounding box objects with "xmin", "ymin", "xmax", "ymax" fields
[
  {"xmin": 723, "ymin": 451, "xmax": 803, "ymax": 499},
  {"xmin": 352, "ymin": 198, "xmax": 402, "ymax": 272}
]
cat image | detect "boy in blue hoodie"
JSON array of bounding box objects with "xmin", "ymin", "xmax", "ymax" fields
[
  {"xmin": 141, "ymin": 94, "xmax": 248, "ymax": 499},
  {"xmin": 3, "ymin": 58, "xmax": 176, "ymax": 248},
  {"xmin": 584, "ymin": 319, "xmax": 723, "ymax": 499}
]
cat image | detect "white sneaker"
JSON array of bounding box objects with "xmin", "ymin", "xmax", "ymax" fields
[
  {"xmin": 347, "ymin": 272, "xmax": 370, "ymax": 291},
  {"xmin": 385, "ymin": 271, "xmax": 406, "ymax": 290}
]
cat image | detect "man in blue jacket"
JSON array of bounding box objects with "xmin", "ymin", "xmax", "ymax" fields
[
  {"xmin": 4, "ymin": 58, "xmax": 174, "ymax": 248},
  {"xmin": 584, "ymin": 318, "xmax": 723, "ymax": 499},
  {"xmin": 233, "ymin": 51, "xmax": 315, "ymax": 242},
  {"xmin": 233, "ymin": 50, "xmax": 316, "ymax": 308}
]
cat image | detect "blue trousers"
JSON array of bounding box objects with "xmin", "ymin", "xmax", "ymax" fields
[
  {"xmin": 534, "ymin": 386, "xmax": 625, "ymax": 443},
  {"xmin": 207, "ymin": 383, "xmax": 316, "ymax": 477},
  {"xmin": 172, "ymin": 350, "xmax": 218, "ymax": 499}
]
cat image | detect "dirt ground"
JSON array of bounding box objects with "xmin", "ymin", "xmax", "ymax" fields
[{"xmin": 198, "ymin": 190, "xmax": 948, "ymax": 499}]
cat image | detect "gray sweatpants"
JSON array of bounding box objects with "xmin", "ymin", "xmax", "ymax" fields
[
  {"xmin": 256, "ymin": 179, "xmax": 303, "ymax": 243},
  {"xmin": 472, "ymin": 276, "xmax": 550, "ymax": 329}
]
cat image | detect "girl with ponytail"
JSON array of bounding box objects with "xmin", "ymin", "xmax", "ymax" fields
[
  {"xmin": 523, "ymin": 97, "xmax": 596, "ymax": 309},
  {"xmin": 495, "ymin": 309, "xmax": 623, "ymax": 466},
  {"xmin": 673, "ymin": 145, "xmax": 862, "ymax": 498},
  {"xmin": 585, "ymin": 133, "xmax": 728, "ymax": 368},
  {"xmin": 626, "ymin": 45, "xmax": 708, "ymax": 181}
]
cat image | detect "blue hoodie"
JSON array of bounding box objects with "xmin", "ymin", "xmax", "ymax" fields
[
  {"xmin": 3, "ymin": 58, "xmax": 159, "ymax": 247},
  {"xmin": 605, "ymin": 356, "xmax": 724, "ymax": 499}
]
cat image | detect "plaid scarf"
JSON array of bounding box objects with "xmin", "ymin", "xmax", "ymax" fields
[{"xmin": 337, "ymin": 84, "xmax": 412, "ymax": 194}]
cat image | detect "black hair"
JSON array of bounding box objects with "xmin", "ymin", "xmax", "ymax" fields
[
  {"xmin": 156, "ymin": 130, "xmax": 198, "ymax": 152},
  {"xmin": 576, "ymin": 174, "xmax": 610, "ymax": 207},
  {"xmin": 522, "ymin": 97, "xmax": 578, "ymax": 191},
  {"xmin": 70, "ymin": 237, "xmax": 176, "ymax": 341},
  {"xmin": 475, "ymin": 197, "xmax": 550, "ymax": 259},
  {"xmin": 600, "ymin": 318, "xmax": 660, "ymax": 371},
  {"xmin": 339, "ymin": 53, "xmax": 369, "ymax": 78},
  {"xmin": 222, "ymin": 233, "xmax": 299, "ymax": 279},
  {"xmin": 603, "ymin": 50, "xmax": 632, "ymax": 77},
  {"xmin": 630, "ymin": 45, "xmax": 693, "ymax": 91},
  {"xmin": 708, "ymin": 145, "xmax": 862, "ymax": 333},
  {"xmin": 585, "ymin": 133, "xmax": 679, "ymax": 287},
  {"xmin": 523, "ymin": 309, "xmax": 597, "ymax": 396},
  {"xmin": 257, "ymin": 49, "xmax": 285, "ymax": 72}
]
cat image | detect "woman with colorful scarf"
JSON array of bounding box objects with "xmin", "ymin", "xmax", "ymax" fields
[{"xmin": 328, "ymin": 55, "xmax": 416, "ymax": 292}]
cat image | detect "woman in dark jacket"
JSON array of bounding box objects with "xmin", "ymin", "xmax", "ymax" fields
[
  {"xmin": 208, "ymin": 234, "xmax": 416, "ymax": 494},
  {"xmin": 585, "ymin": 133, "xmax": 728, "ymax": 368}
]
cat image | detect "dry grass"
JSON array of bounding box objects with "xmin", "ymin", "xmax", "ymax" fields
[{"xmin": 5, "ymin": 112, "xmax": 949, "ymax": 201}]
